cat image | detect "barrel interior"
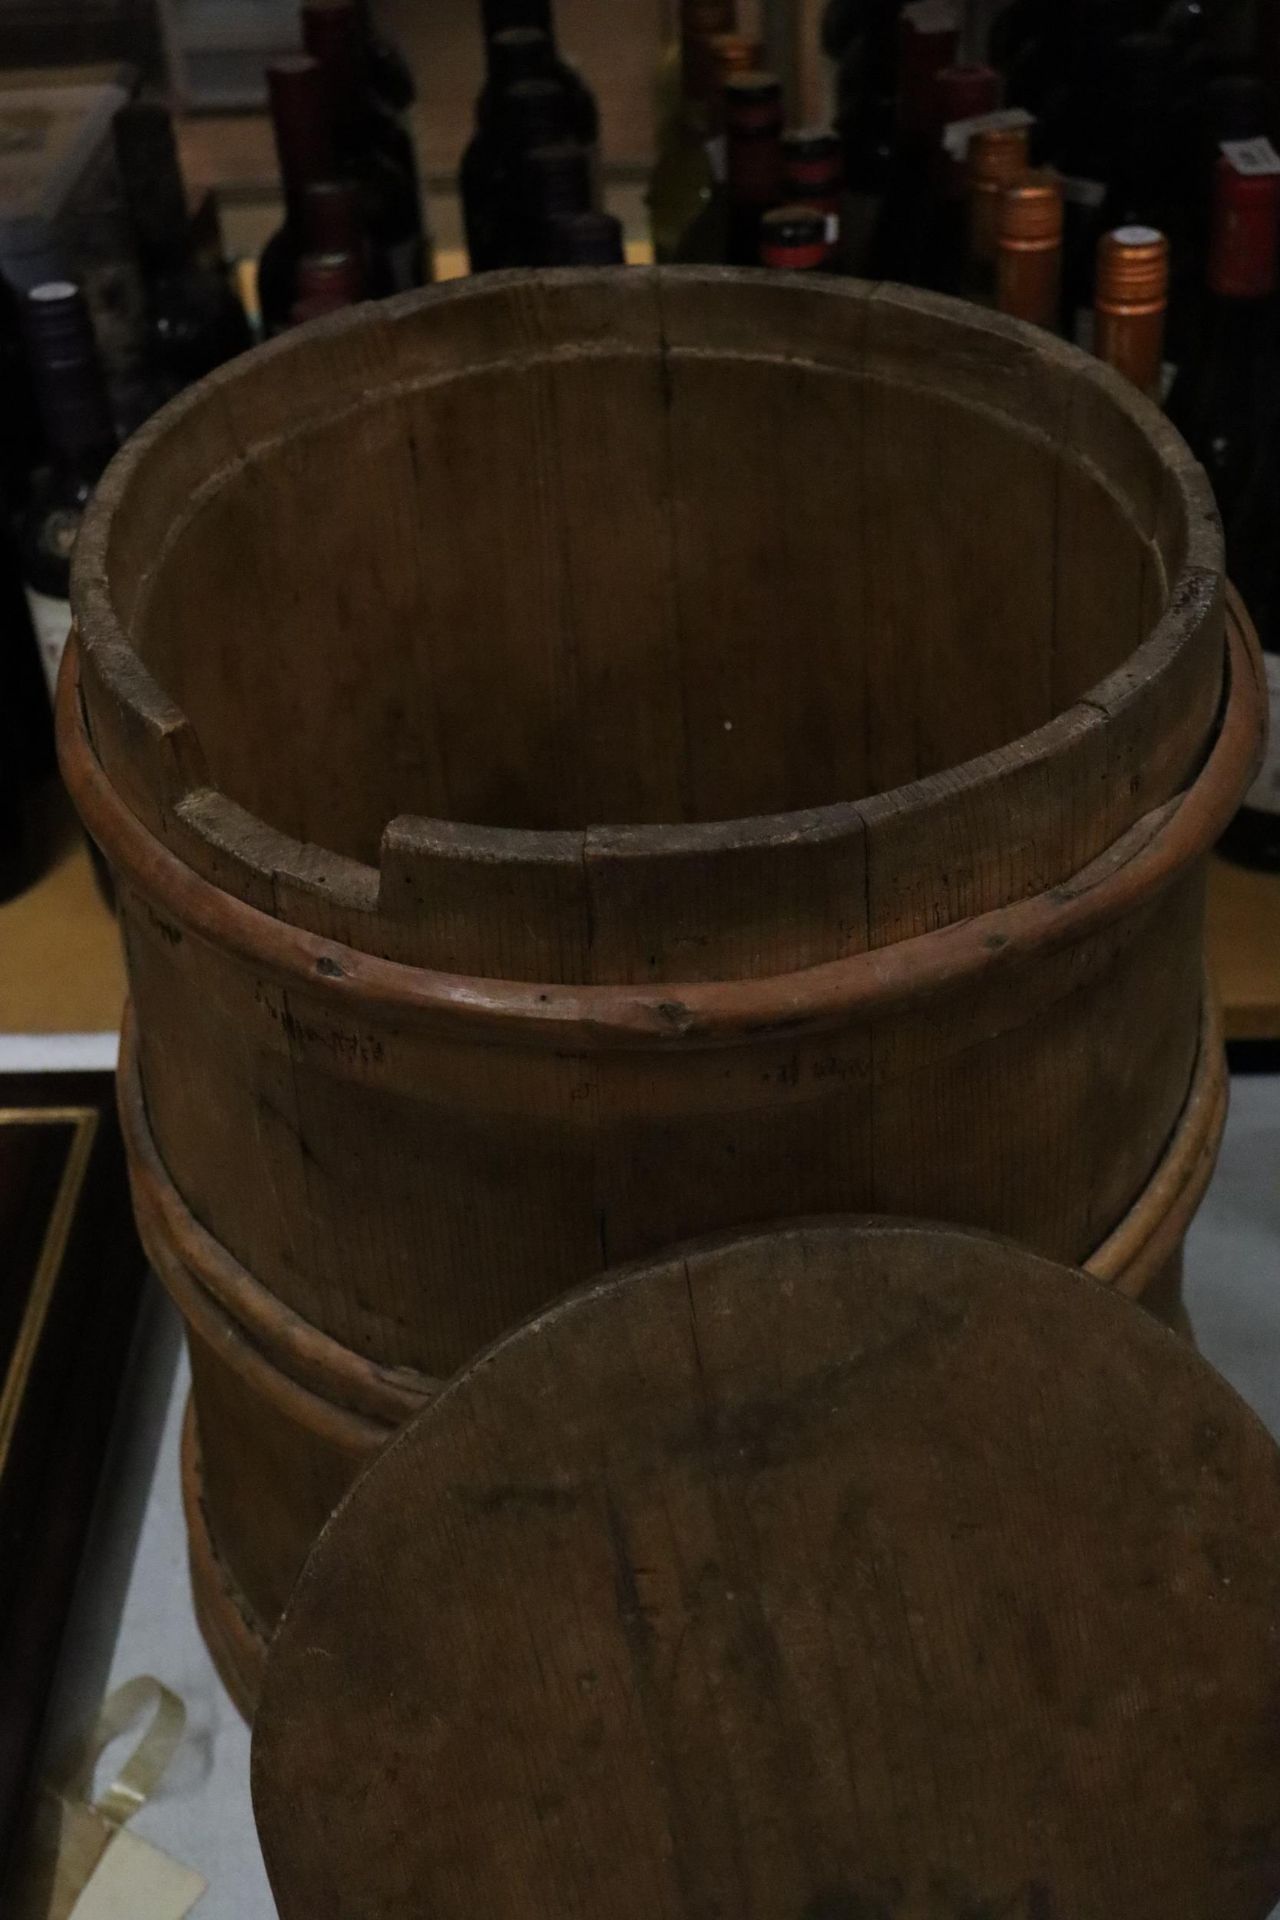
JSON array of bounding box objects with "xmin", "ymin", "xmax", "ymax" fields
[{"xmin": 105, "ymin": 275, "xmax": 1188, "ymax": 865}]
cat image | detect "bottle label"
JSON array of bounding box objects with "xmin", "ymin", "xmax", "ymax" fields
[
  {"xmin": 705, "ymin": 133, "xmax": 727, "ymax": 184},
  {"xmin": 1243, "ymin": 653, "xmax": 1280, "ymax": 817},
  {"xmin": 1059, "ymin": 175, "xmax": 1106, "ymax": 209},
  {"xmin": 24, "ymin": 586, "xmax": 72, "ymax": 702},
  {"xmin": 824, "ymin": 211, "xmax": 840, "ymax": 247},
  {"xmin": 1220, "ymin": 138, "xmax": 1280, "ymax": 178},
  {"xmin": 941, "ymin": 105, "xmax": 1034, "ymax": 163}
]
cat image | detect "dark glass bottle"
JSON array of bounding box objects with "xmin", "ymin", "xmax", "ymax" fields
[
  {"xmin": 19, "ymin": 283, "xmax": 117, "ymax": 704},
  {"xmin": 480, "ymin": 0, "xmax": 600, "ymax": 145},
  {"xmin": 291, "ymin": 250, "xmax": 366, "ymax": 325},
  {"xmin": 467, "ymin": 76, "xmax": 577, "ymax": 271},
  {"xmin": 0, "ymin": 524, "xmax": 57, "ymax": 903},
  {"xmin": 112, "ymin": 100, "xmax": 251, "ymax": 407},
  {"xmin": 259, "ymin": 58, "xmax": 339, "ymax": 337},
  {"xmin": 725, "ymin": 72, "xmax": 785, "ymax": 267},
  {"xmin": 920, "ymin": 61, "xmax": 1005, "ymax": 292},
  {"xmin": 302, "ymin": 0, "xmax": 430, "ymax": 291},
  {"xmin": 303, "ymin": 178, "xmax": 392, "ymax": 296},
  {"xmin": 781, "ymin": 128, "xmax": 844, "ymax": 267},
  {"xmin": 355, "ymin": 0, "xmax": 416, "ymax": 114},
  {"xmin": 863, "ymin": 4, "xmax": 960, "ymax": 282},
  {"xmin": 1167, "ymin": 156, "xmax": 1280, "ymax": 527},
  {"xmin": 547, "ymin": 209, "xmax": 626, "ymax": 264},
  {"xmin": 760, "ymin": 203, "xmax": 830, "ymax": 269},
  {"xmin": 518, "ymin": 143, "xmax": 594, "ymax": 265},
  {"xmin": 461, "ymin": 33, "xmax": 561, "ymax": 271},
  {"xmin": 831, "ymin": 0, "xmax": 907, "ymax": 268}
]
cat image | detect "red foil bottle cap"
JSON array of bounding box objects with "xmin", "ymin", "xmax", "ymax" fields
[
  {"xmin": 1208, "ymin": 155, "xmax": 1280, "ymax": 299},
  {"xmin": 934, "ymin": 63, "xmax": 1003, "ymax": 125},
  {"xmin": 760, "ymin": 204, "xmax": 829, "ymax": 270}
]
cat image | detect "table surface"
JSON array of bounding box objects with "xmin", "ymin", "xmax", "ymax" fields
[{"xmin": 15, "ymin": 1071, "xmax": 1280, "ymax": 1919}]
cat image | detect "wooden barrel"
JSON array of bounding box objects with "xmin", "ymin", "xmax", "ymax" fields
[{"xmin": 59, "ymin": 270, "xmax": 1265, "ymax": 1712}]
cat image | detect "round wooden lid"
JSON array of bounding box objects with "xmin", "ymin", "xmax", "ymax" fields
[{"xmin": 253, "ymin": 1220, "xmax": 1280, "ymax": 1920}]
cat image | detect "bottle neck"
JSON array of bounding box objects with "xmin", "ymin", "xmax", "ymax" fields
[
  {"xmin": 303, "ymin": 4, "xmax": 373, "ymax": 141},
  {"xmin": 268, "ymin": 61, "xmax": 338, "ymax": 224},
  {"xmin": 25, "ymin": 287, "xmax": 116, "ymax": 486}
]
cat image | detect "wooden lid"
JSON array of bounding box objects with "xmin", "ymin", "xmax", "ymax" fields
[{"xmin": 252, "ymin": 1220, "xmax": 1280, "ymax": 1920}]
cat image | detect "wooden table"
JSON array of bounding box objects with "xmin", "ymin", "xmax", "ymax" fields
[{"xmin": 1208, "ymin": 857, "xmax": 1280, "ymax": 1043}]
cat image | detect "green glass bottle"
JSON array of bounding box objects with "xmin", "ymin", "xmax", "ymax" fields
[{"xmin": 648, "ymin": 2, "xmax": 751, "ymax": 262}]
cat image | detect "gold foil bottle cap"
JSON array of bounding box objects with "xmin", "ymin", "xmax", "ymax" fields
[
  {"xmin": 998, "ymin": 171, "xmax": 1064, "ymax": 248},
  {"xmin": 1096, "ymin": 225, "xmax": 1170, "ymax": 312},
  {"xmin": 705, "ymin": 30, "xmax": 762, "ymax": 81}
]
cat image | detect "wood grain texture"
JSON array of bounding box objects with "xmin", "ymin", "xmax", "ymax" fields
[
  {"xmin": 253, "ymin": 1220, "xmax": 1280, "ymax": 1920},
  {"xmin": 59, "ymin": 272, "xmax": 1265, "ymax": 1704},
  {"xmin": 124, "ymin": 979, "xmax": 1224, "ymax": 1697}
]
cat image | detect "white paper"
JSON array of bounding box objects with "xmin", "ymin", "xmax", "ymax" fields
[{"xmin": 69, "ymin": 1830, "xmax": 206, "ymax": 1920}]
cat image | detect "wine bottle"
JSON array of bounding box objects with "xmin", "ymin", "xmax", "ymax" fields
[
  {"xmin": 964, "ymin": 120, "xmax": 1031, "ymax": 300},
  {"xmin": 462, "ymin": 32, "xmax": 564, "ymax": 272},
  {"xmin": 0, "ymin": 523, "xmax": 57, "ymax": 902},
  {"xmin": 474, "ymin": 77, "xmax": 578, "ymax": 270},
  {"xmin": 725, "ymin": 72, "xmax": 785, "ymax": 267},
  {"xmin": 1093, "ymin": 225, "xmax": 1170, "ymax": 396},
  {"xmin": 655, "ymin": 0, "xmax": 734, "ymax": 152},
  {"xmin": 303, "ymin": 178, "xmax": 392, "ymax": 296},
  {"xmin": 291, "ymin": 251, "xmax": 366, "ymax": 325},
  {"xmin": 547, "ymin": 209, "xmax": 626, "ymax": 264},
  {"xmin": 760, "ymin": 204, "xmax": 830, "ymax": 270},
  {"xmin": 355, "ymin": 0, "xmax": 415, "ymax": 114},
  {"xmin": 479, "ymin": 0, "xmax": 600, "ymax": 152},
  {"xmin": 18, "ymin": 283, "xmax": 117, "ymax": 703},
  {"xmin": 995, "ymin": 171, "xmax": 1064, "ymax": 329},
  {"xmin": 112, "ymin": 100, "xmax": 251, "ymax": 406},
  {"xmin": 1062, "ymin": 31, "xmax": 1175, "ymax": 347},
  {"xmin": 648, "ymin": 2, "xmax": 756, "ymax": 262},
  {"xmin": 260, "ymin": 57, "xmax": 339, "ymax": 336},
  {"xmin": 864, "ymin": 1, "xmax": 960, "ymax": 281},
  {"xmin": 781, "ymin": 129, "xmax": 844, "ymax": 267},
  {"xmin": 518, "ymin": 142, "xmax": 594, "ymax": 265},
  {"xmin": 1167, "ymin": 152, "xmax": 1280, "ymax": 526},
  {"xmin": 302, "ymin": 0, "xmax": 430, "ymax": 291},
  {"xmin": 922, "ymin": 62, "xmax": 1005, "ymax": 292}
]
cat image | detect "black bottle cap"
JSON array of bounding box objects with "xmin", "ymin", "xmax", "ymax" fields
[{"xmin": 24, "ymin": 281, "xmax": 115, "ymax": 465}]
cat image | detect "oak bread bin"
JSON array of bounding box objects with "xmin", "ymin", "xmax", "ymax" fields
[
  {"xmin": 253, "ymin": 1220, "xmax": 1280, "ymax": 1920},
  {"xmin": 58, "ymin": 268, "xmax": 1265, "ymax": 1712}
]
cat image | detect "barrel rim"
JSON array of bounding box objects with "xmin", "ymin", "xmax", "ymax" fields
[
  {"xmin": 59, "ymin": 601, "xmax": 1265, "ymax": 1046},
  {"xmin": 67, "ymin": 268, "xmax": 1225, "ymax": 974}
]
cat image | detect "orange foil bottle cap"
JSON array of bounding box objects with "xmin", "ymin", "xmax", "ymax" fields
[
  {"xmin": 997, "ymin": 171, "xmax": 1064, "ymax": 248},
  {"xmin": 1096, "ymin": 226, "xmax": 1170, "ymax": 312},
  {"xmin": 704, "ymin": 30, "xmax": 762, "ymax": 80},
  {"xmin": 968, "ymin": 122, "xmax": 1030, "ymax": 189}
]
